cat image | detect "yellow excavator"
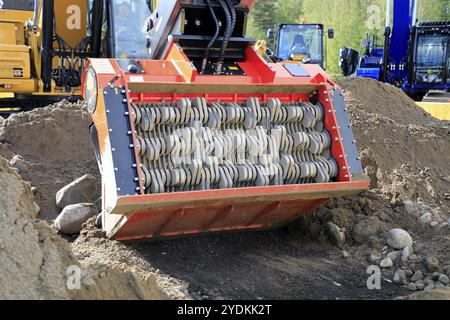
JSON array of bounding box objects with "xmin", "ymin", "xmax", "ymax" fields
[{"xmin": 0, "ymin": 0, "xmax": 156, "ymax": 116}]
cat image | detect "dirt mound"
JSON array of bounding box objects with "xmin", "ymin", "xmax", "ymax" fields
[
  {"xmin": 338, "ymin": 77, "xmax": 444, "ymax": 126},
  {"xmin": 305, "ymin": 77, "xmax": 450, "ymax": 255},
  {"xmin": 0, "ymin": 157, "xmax": 79, "ymax": 299},
  {"xmin": 0, "ymin": 156, "xmax": 171, "ymax": 300},
  {"xmin": 73, "ymin": 218, "xmax": 192, "ymax": 300},
  {"xmin": 0, "ymin": 101, "xmax": 99, "ymax": 221},
  {"xmin": 339, "ymin": 77, "xmax": 449, "ymax": 213}
]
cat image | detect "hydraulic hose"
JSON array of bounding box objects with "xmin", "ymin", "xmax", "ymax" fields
[
  {"xmin": 201, "ymin": 0, "xmax": 220, "ymax": 74},
  {"xmin": 216, "ymin": 0, "xmax": 231, "ymax": 73},
  {"xmin": 226, "ymin": 0, "xmax": 237, "ymax": 39}
]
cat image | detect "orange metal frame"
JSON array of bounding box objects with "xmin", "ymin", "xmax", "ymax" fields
[{"xmin": 83, "ymin": 43, "xmax": 369, "ymax": 241}]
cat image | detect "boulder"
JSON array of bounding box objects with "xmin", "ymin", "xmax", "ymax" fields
[
  {"xmin": 380, "ymin": 257, "xmax": 393, "ymax": 268},
  {"xmin": 419, "ymin": 212, "xmax": 432, "ymax": 224},
  {"xmin": 415, "ymin": 281, "xmax": 425, "ymax": 291},
  {"xmin": 9, "ymin": 155, "xmax": 29, "ymax": 174},
  {"xmin": 439, "ymin": 274, "xmax": 449, "ymax": 285},
  {"xmin": 387, "ymin": 250, "xmax": 402, "ymax": 265},
  {"xmin": 327, "ymin": 222, "xmax": 346, "ymax": 247},
  {"xmin": 56, "ymin": 174, "xmax": 97, "ymax": 209},
  {"xmin": 54, "ymin": 203, "xmax": 98, "ymax": 235},
  {"xmin": 387, "ymin": 229, "xmax": 413, "ymax": 250},
  {"xmin": 393, "ymin": 270, "xmax": 408, "ymax": 285},
  {"xmin": 95, "ymin": 213, "xmax": 102, "ymax": 228},
  {"xmin": 411, "ymin": 271, "xmax": 424, "ymax": 282}
]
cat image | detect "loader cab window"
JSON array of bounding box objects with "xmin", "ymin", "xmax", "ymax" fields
[
  {"xmin": 0, "ymin": 0, "xmax": 34, "ymax": 11},
  {"xmin": 415, "ymin": 34, "xmax": 449, "ymax": 84},
  {"xmin": 277, "ymin": 24, "xmax": 324, "ymax": 66},
  {"xmin": 110, "ymin": 0, "xmax": 151, "ymax": 59}
]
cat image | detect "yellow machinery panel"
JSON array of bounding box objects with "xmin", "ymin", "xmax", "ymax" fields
[
  {"xmin": 54, "ymin": 0, "xmax": 88, "ymax": 49},
  {"xmin": 0, "ymin": 45, "xmax": 31, "ymax": 79},
  {"xmin": 416, "ymin": 102, "xmax": 450, "ymax": 121}
]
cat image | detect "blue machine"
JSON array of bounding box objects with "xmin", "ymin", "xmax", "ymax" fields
[{"xmin": 351, "ymin": 0, "xmax": 450, "ymax": 99}]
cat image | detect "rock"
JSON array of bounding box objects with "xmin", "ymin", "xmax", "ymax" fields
[
  {"xmin": 430, "ymin": 221, "xmax": 439, "ymax": 228},
  {"xmin": 387, "ymin": 250, "xmax": 403, "ymax": 265},
  {"xmin": 409, "ymin": 254, "xmax": 418, "ymax": 261},
  {"xmin": 439, "ymin": 274, "xmax": 450, "ymax": 285},
  {"xmin": 394, "ymin": 270, "xmax": 408, "ymax": 285},
  {"xmin": 31, "ymin": 187, "xmax": 38, "ymax": 195},
  {"xmin": 419, "ymin": 212, "xmax": 432, "ymax": 224},
  {"xmin": 0, "ymin": 115, "xmax": 4, "ymax": 124},
  {"xmin": 387, "ymin": 229, "xmax": 413, "ymax": 250},
  {"xmin": 95, "ymin": 213, "xmax": 102, "ymax": 228},
  {"xmin": 403, "ymin": 200, "xmax": 419, "ymax": 216},
  {"xmin": 54, "ymin": 203, "xmax": 98, "ymax": 235},
  {"xmin": 415, "ymin": 281, "xmax": 425, "ymax": 291},
  {"xmin": 380, "ymin": 257, "xmax": 394, "ymax": 268},
  {"xmin": 368, "ymin": 252, "xmax": 382, "ymax": 264},
  {"xmin": 405, "ymin": 269, "xmax": 413, "ymax": 277},
  {"xmin": 443, "ymin": 265, "xmax": 450, "ymax": 277},
  {"xmin": 435, "ymin": 283, "xmax": 445, "ymax": 289},
  {"xmin": 424, "ymin": 283, "xmax": 435, "ymax": 292},
  {"xmin": 327, "ymin": 222, "xmax": 346, "ymax": 247},
  {"xmin": 33, "ymin": 202, "xmax": 40, "ymax": 215},
  {"xmin": 431, "ymin": 272, "xmax": 441, "ymax": 281},
  {"xmin": 407, "ymin": 282, "xmax": 417, "ymax": 291},
  {"xmin": 55, "ymin": 174, "xmax": 97, "ymax": 209},
  {"xmin": 9, "ymin": 155, "xmax": 29, "ymax": 174},
  {"xmin": 411, "ymin": 271, "xmax": 424, "ymax": 282},
  {"xmin": 424, "ymin": 278, "xmax": 434, "ymax": 286},
  {"xmin": 402, "ymin": 246, "xmax": 411, "ymax": 262},
  {"xmin": 342, "ymin": 250, "xmax": 350, "ymax": 258},
  {"xmin": 425, "ymin": 257, "xmax": 439, "ymax": 273}
]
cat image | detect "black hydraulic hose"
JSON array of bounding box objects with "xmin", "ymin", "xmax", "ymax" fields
[
  {"xmin": 226, "ymin": 0, "xmax": 237, "ymax": 39},
  {"xmin": 201, "ymin": 0, "xmax": 220, "ymax": 74},
  {"xmin": 216, "ymin": 0, "xmax": 231, "ymax": 73}
]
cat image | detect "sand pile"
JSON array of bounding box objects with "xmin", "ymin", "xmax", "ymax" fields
[
  {"xmin": 0, "ymin": 101, "xmax": 99, "ymax": 221},
  {"xmin": 306, "ymin": 77, "xmax": 450, "ymax": 252},
  {"xmin": 340, "ymin": 77, "xmax": 449, "ymax": 209},
  {"xmin": 0, "ymin": 157, "xmax": 170, "ymax": 299},
  {"xmin": 0, "ymin": 156, "xmax": 79, "ymax": 299}
]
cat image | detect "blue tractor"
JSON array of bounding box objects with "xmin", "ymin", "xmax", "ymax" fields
[{"xmin": 341, "ymin": 0, "xmax": 450, "ymax": 102}]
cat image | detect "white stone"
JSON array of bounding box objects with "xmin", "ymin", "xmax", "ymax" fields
[
  {"xmin": 54, "ymin": 203, "xmax": 98, "ymax": 235},
  {"xmin": 419, "ymin": 212, "xmax": 432, "ymax": 224},
  {"xmin": 380, "ymin": 257, "xmax": 393, "ymax": 268},
  {"xmin": 9, "ymin": 155, "xmax": 29, "ymax": 174},
  {"xmin": 56, "ymin": 174, "xmax": 97, "ymax": 209},
  {"xmin": 387, "ymin": 229, "xmax": 413, "ymax": 250}
]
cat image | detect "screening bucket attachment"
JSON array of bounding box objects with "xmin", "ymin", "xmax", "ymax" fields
[
  {"xmin": 82, "ymin": 0, "xmax": 368, "ymax": 240},
  {"xmin": 83, "ymin": 55, "xmax": 368, "ymax": 240}
]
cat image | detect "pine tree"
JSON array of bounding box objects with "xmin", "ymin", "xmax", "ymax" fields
[{"xmin": 251, "ymin": 0, "xmax": 278, "ymax": 40}]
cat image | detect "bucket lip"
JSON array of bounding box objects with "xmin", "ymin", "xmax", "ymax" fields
[
  {"xmin": 113, "ymin": 179, "xmax": 369, "ymax": 211},
  {"xmin": 106, "ymin": 179, "xmax": 369, "ymax": 241}
]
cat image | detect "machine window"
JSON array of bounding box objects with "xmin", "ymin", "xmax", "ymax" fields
[
  {"xmin": 1, "ymin": 0, "xmax": 34, "ymax": 11},
  {"xmin": 278, "ymin": 24, "xmax": 323, "ymax": 64},
  {"xmin": 415, "ymin": 35, "xmax": 449, "ymax": 84},
  {"xmin": 111, "ymin": 0, "xmax": 151, "ymax": 59}
]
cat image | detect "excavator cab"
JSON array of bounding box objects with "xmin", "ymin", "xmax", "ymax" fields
[
  {"xmin": 269, "ymin": 24, "xmax": 333, "ymax": 68},
  {"xmin": 107, "ymin": 0, "xmax": 152, "ymax": 59}
]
